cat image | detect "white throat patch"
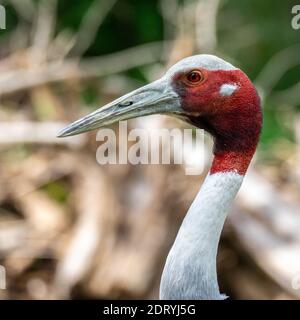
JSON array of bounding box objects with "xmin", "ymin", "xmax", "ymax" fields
[{"xmin": 219, "ymin": 83, "xmax": 239, "ymax": 97}]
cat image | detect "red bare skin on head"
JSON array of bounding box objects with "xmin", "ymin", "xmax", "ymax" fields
[{"xmin": 172, "ymin": 69, "xmax": 262, "ymax": 175}]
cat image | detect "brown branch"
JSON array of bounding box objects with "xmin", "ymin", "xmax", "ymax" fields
[
  {"xmin": 0, "ymin": 41, "xmax": 169, "ymax": 97},
  {"xmin": 0, "ymin": 121, "xmax": 87, "ymax": 147}
]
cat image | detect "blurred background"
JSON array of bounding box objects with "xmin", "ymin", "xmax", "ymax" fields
[{"xmin": 0, "ymin": 0, "xmax": 300, "ymax": 299}]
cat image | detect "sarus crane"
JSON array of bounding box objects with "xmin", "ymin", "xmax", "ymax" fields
[{"xmin": 58, "ymin": 55, "xmax": 262, "ymax": 299}]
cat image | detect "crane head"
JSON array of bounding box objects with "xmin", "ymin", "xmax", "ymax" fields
[{"xmin": 58, "ymin": 54, "xmax": 262, "ymax": 151}]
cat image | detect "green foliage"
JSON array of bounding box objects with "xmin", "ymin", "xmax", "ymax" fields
[
  {"xmin": 56, "ymin": 0, "xmax": 163, "ymax": 56},
  {"xmin": 42, "ymin": 181, "xmax": 69, "ymax": 204}
]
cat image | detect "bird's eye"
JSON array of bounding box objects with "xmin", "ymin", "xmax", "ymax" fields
[{"xmin": 186, "ymin": 70, "xmax": 203, "ymax": 84}]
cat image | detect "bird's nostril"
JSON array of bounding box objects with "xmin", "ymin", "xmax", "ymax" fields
[{"xmin": 118, "ymin": 101, "xmax": 133, "ymax": 108}]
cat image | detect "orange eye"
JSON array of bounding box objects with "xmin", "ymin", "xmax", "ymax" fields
[{"xmin": 186, "ymin": 70, "xmax": 203, "ymax": 84}]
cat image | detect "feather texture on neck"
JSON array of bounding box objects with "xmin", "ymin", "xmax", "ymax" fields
[{"xmin": 160, "ymin": 172, "xmax": 243, "ymax": 300}]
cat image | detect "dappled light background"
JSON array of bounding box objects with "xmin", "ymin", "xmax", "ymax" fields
[{"xmin": 0, "ymin": 0, "xmax": 300, "ymax": 299}]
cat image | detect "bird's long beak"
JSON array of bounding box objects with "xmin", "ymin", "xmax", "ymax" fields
[{"xmin": 58, "ymin": 77, "xmax": 182, "ymax": 137}]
